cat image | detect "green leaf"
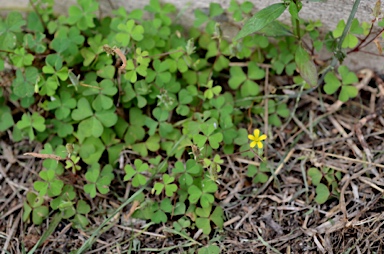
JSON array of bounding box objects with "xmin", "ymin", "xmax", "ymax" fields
[
  {"xmin": 209, "ymin": 3, "xmax": 224, "ymax": 17},
  {"xmin": 308, "ymin": 167, "xmax": 322, "ymax": 185},
  {"xmin": 178, "ymin": 88, "xmax": 193, "ymax": 104},
  {"xmin": 339, "ymin": 85, "xmax": 358, "ymax": 102},
  {"xmin": 0, "ymin": 106, "xmax": 14, "ymax": 131},
  {"xmin": 339, "ymin": 65, "xmax": 358, "ymax": 85},
  {"xmin": 196, "ymin": 217, "xmax": 211, "ymax": 235},
  {"xmin": 194, "ymin": 9, "xmax": 209, "ymax": 27},
  {"xmin": 79, "ymin": 137, "xmax": 105, "ymax": 165},
  {"xmin": 342, "ymin": 34, "xmax": 358, "ymax": 48},
  {"xmin": 78, "ymin": 117, "xmax": 103, "ymax": 138},
  {"xmin": 97, "ymin": 65, "xmax": 115, "ymax": 79},
  {"xmin": 228, "ymin": 66, "xmax": 246, "ymax": 89},
  {"xmin": 84, "ymin": 183, "xmax": 96, "ymax": 198},
  {"xmin": 10, "ymin": 47, "xmax": 34, "ymax": 67},
  {"xmin": 332, "ymin": 20, "xmax": 344, "ymax": 38},
  {"xmin": 188, "ymin": 185, "xmax": 202, "ymax": 204},
  {"xmin": 12, "ymin": 67, "xmax": 38, "ymax": 98},
  {"xmin": 315, "ymin": 183, "xmax": 330, "ymax": 204},
  {"xmin": 32, "ymin": 206, "xmax": 49, "ymax": 225},
  {"xmin": 241, "ymin": 80, "xmax": 259, "ymax": 97},
  {"xmin": 323, "ymin": 72, "xmax": 341, "ymax": 95},
  {"xmin": 235, "ymin": 3, "xmax": 287, "ymax": 40},
  {"xmin": 295, "ymin": 45, "xmax": 318, "ymax": 87},
  {"xmin": 67, "ymin": 0, "xmax": 98, "ymax": 30},
  {"xmin": 198, "ymin": 245, "xmax": 220, "ymax": 254},
  {"xmin": 72, "ymin": 98, "xmax": 93, "ymax": 120}
]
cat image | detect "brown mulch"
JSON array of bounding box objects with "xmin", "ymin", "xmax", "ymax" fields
[{"xmin": 1, "ymin": 69, "xmax": 384, "ymax": 253}]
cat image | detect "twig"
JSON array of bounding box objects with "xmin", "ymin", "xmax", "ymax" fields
[
  {"xmin": 254, "ymin": 148, "xmax": 295, "ymax": 196},
  {"xmin": 113, "ymin": 47, "xmax": 127, "ymax": 71},
  {"xmin": 264, "ymin": 67, "xmax": 269, "ymax": 157}
]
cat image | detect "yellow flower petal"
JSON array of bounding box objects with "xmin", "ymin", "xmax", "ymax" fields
[
  {"xmin": 259, "ymin": 134, "xmax": 267, "ymax": 141},
  {"xmin": 257, "ymin": 141, "xmax": 263, "ymax": 149},
  {"xmin": 248, "ymin": 134, "xmax": 255, "ymax": 140},
  {"xmin": 250, "ymin": 141, "xmax": 257, "ymax": 148},
  {"xmin": 253, "ymin": 129, "xmax": 260, "ymax": 138}
]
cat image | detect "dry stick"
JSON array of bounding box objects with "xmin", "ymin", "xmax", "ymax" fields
[
  {"xmin": 222, "ymin": 177, "xmax": 245, "ymax": 205},
  {"xmin": 113, "ymin": 47, "xmax": 127, "ymax": 71},
  {"xmin": 234, "ymin": 198, "xmax": 263, "ymax": 230},
  {"xmin": 313, "ymin": 235, "xmax": 327, "ymax": 254},
  {"xmin": 0, "ymin": 163, "xmax": 18, "ymax": 194},
  {"xmin": 297, "ymin": 148, "xmax": 384, "ymax": 169},
  {"xmin": 116, "ymin": 224, "xmax": 166, "ymax": 238},
  {"xmin": 255, "ymin": 229, "xmax": 282, "ymax": 254},
  {"xmin": 280, "ymin": 82, "xmax": 305, "ymax": 137},
  {"xmin": 254, "ymin": 148, "xmax": 295, "ymax": 196},
  {"xmin": 292, "ymin": 115, "xmax": 312, "ymax": 138},
  {"xmin": 346, "ymin": 193, "xmax": 383, "ymax": 228},
  {"xmin": 23, "ymin": 152, "xmax": 64, "ymax": 161},
  {"xmin": 328, "ymin": 115, "xmax": 363, "ymax": 158},
  {"xmin": 264, "ymin": 67, "xmax": 269, "ymax": 157},
  {"xmin": 339, "ymin": 174, "xmax": 350, "ymax": 220},
  {"xmin": 353, "ymin": 82, "xmax": 384, "ymax": 162},
  {"xmin": 226, "ymin": 155, "xmax": 240, "ymax": 179},
  {"xmin": 223, "ymin": 215, "xmax": 241, "ymax": 227},
  {"xmin": 0, "ymin": 203, "xmax": 23, "ymax": 221},
  {"xmin": 359, "ymin": 177, "xmax": 384, "ymax": 193},
  {"xmin": 1, "ymin": 212, "xmax": 21, "ymax": 254}
]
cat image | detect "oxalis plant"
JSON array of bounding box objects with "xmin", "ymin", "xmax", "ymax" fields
[{"xmin": 0, "ymin": 0, "xmax": 382, "ymax": 252}]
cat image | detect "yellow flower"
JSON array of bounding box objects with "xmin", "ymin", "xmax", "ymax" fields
[{"xmin": 248, "ymin": 129, "xmax": 267, "ymax": 149}]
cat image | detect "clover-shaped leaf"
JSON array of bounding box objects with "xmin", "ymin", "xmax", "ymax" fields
[
  {"xmin": 153, "ymin": 174, "xmax": 178, "ymax": 197},
  {"xmin": 188, "ymin": 179, "xmax": 218, "ymax": 208},
  {"xmin": 12, "ymin": 67, "xmax": 38, "ymax": 99},
  {"xmin": 50, "ymin": 26, "xmax": 85, "ymax": 59},
  {"xmin": 195, "ymin": 205, "xmax": 224, "ymax": 235},
  {"xmin": 324, "ymin": 72, "xmax": 340, "ymax": 95},
  {"xmin": 228, "ymin": 63, "xmax": 263, "ymax": 97},
  {"xmin": 47, "ymin": 91, "xmax": 76, "ymax": 120},
  {"xmin": 83, "ymin": 79, "xmax": 118, "ymax": 110},
  {"xmin": 79, "ymin": 136, "xmax": 105, "ymax": 165},
  {"xmin": 0, "ymin": 12, "xmax": 26, "ymax": 50},
  {"xmin": 34, "ymin": 169, "xmax": 64, "ymax": 197},
  {"xmin": 146, "ymin": 59, "xmax": 172, "ymax": 87},
  {"xmin": 0, "ymin": 105, "xmax": 14, "ymax": 131},
  {"xmin": 192, "ymin": 119, "xmax": 223, "ymax": 149},
  {"xmin": 247, "ymin": 162, "xmax": 269, "ymax": 183},
  {"xmin": 315, "ymin": 183, "xmax": 330, "ymax": 204},
  {"xmin": 116, "ymin": 20, "xmax": 144, "ymax": 46},
  {"xmin": 24, "ymin": 32, "xmax": 46, "ymax": 53},
  {"xmin": 324, "ymin": 66, "xmax": 358, "ymax": 102},
  {"xmin": 124, "ymin": 159, "xmax": 149, "ymax": 187},
  {"xmin": 333, "ymin": 19, "xmax": 362, "ymax": 49},
  {"xmin": 23, "ymin": 193, "xmax": 49, "ymax": 226},
  {"xmin": 10, "ymin": 47, "xmax": 34, "ymax": 67},
  {"xmin": 204, "ymin": 80, "xmax": 222, "ymax": 100},
  {"xmin": 50, "ymin": 185, "xmax": 76, "ymax": 210},
  {"xmin": 84, "ymin": 164, "xmax": 114, "ymax": 198},
  {"xmin": 67, "ymin": 0, "xmax": 98, "ymax": 30},
  {"xmin": 16, "ymin": 112, "xmax": 46, "ymax": 141},
  {"xmin": 308, "ymin": 167, "xmax": 322, "ymax": 185},
  {"xmin": 173, "ymin": 160, "xmax": 202, "ymax": 187},
  {"xmin": 80, "ymin": 34, "xmax": 104, "ymax": 66},
  {"xmin": 71, "ymin": 97, "xmax": 93, "ymax": 120},
  {"xmin": 339, "ymin": 86, "xmax": 358, "ymax": 102}
]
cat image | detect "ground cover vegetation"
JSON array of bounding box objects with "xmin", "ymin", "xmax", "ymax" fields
[{"xmin": 1, "ymin": 0, "xmax": 384, "ymax": 252}]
